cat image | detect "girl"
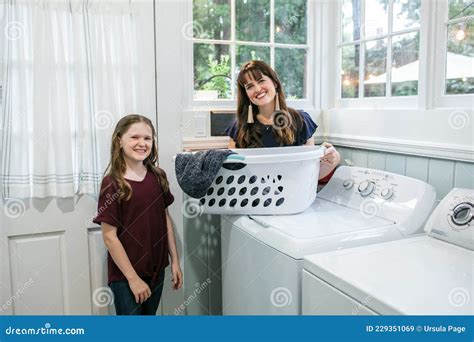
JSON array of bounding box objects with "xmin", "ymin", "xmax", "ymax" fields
[
  {"xmin": 93, "ymin": 114, "xmax": 183, "ymax": 315},
  {"xmin": 226, "ymin": 60, "xmax": 340, "ymax": 180}
]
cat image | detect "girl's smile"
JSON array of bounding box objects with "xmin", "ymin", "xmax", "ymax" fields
[{"xmin": 120, "ymin": 122, "xmax": 153, "ymax": 163}]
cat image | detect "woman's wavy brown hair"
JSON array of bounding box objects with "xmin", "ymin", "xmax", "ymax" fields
[
  {"xmin": 235, "ymin": 60, "xmax": 303, "ymax": 148},
  {"xmin": 101, "ymin": 114, "xmax": 169, "ymax": 202}
]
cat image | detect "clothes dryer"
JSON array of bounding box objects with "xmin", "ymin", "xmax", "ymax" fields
[{"xmin": 302, "ymin": 188, "xmax": 473, "ymax": 315}]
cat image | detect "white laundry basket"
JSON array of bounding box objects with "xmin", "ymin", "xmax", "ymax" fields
[{"xmin": 193, "ymin": 146, "xmax": 325, "ymax": 215}]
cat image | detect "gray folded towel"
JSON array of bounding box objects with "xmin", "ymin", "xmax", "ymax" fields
[{"xmin": 175, "ymin": 149, "xmax": 236, "ymax": 198}]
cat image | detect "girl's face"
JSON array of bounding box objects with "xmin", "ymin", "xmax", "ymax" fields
[
  {"xmin": 119, "ymin": 122, "xmax": 153, "ymax": 164},
  {"xmin": 243, "ymin": 74, "xmax": 277, "ymax": 108}
]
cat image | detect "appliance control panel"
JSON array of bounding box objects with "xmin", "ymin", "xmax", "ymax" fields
[
  {"xmin": 425, "ymin": 188, "xmax": 473, "ymax": 250},
  {"xmin": 318, "ymin": 166, "xmax": 437, "ymax": 236}
]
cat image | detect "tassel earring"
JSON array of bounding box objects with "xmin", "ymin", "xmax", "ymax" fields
[
  {"xmin": 275, "ymin": 92, "xmax": 280, "ymax": 111},
  {"xmin": 247, "ymin": 103, "xmax": 254, "ymax": 123}
]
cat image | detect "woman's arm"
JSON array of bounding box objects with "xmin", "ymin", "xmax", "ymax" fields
[
  {"xmin": 318, "ymin": 142, "xmax": 340, "ymax": 179},
  {"xmin": 166, "ymin": 209, "xmax": 183, "ymax": 290},
  {"xmin": 101, "ymin": 223, "xmax": 151, "ymax": 304},
  {"xmin": 228, "ymin": 137, "xmax": 236, "ymax": 148}
]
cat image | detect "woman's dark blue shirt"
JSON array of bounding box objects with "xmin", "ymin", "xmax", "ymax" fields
[{"xmin": 225, "ymin": 111, "xmax": 317, "ymax": 147}]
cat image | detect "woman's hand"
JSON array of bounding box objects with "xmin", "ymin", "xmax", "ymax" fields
[
  {"xmin": 171, "ymin": 261, "xmax": 183, "ymax": 290},
  {"xmin": 128, "ymin": 276, "xmax": 151, "ymax": 304},
  {"xmin": 321, "ymin": 142, "xmax": 340, "ymax": 166}
]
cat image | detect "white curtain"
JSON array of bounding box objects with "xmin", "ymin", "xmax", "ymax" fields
[{"xmin": 1, "ymin": 0, "xmax": 155, "ymax": 198}]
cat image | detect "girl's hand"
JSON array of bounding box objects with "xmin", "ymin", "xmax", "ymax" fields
[
  {"xmin": 321, "ymin": 142, "xmax": 340, "ymax": 166},
  {"xmin": 171, "ymin": 261, "xmax": 183, "ymax": 290},
  {"xmin": 128, "ymin": 276, "xmax": 151, "ymax": 304}
]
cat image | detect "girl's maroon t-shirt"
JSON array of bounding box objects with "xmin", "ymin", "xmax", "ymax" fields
[{"xmin": 93, "ymin": 169, "xmax": 174, "ymax": 284}]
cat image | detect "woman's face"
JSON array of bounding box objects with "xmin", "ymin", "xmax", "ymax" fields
[
  {"xmin": 243, "ymin": 73, "xmax": 277, "ymax": 108},
  {"xmin": 119, "ymin": 122, "xmax": 153, "ymax": 164}
]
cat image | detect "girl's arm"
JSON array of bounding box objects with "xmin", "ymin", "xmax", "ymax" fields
[
  {"xmin": 102, "ymin": 223, "xmax": 151, "ymax": 304},
  {"xmin": 228, "ymin": 137, "xmax": 236, "ymax": 148},
  {"xmin": 166, "ymin": 209, "xmax": 183, "ymax": 290}
]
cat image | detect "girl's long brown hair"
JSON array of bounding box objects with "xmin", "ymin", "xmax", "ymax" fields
[
  {"xmin": 101, "ymin": 114, "xmax": 169, "ymax": 201},
  {"xmin": 235, "ymin": 60, "xmax": 303, "ymax": 148}
]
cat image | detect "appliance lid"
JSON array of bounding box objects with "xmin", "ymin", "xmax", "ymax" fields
[
  {"xmin": 303, "ymin": 236, "xmax": 473, "ymax": 315},
  {"xmin": 233, "ymin": 198, "xmax": 399, "ymax": 259},
  {"xmin": 249, "ymin": 198, "xmax": 395, "ymax": 239}
]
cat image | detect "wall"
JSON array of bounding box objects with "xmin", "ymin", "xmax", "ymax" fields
[{"xmin": 336, "ymin": 146, "xmax": 474, "ymax": 200}]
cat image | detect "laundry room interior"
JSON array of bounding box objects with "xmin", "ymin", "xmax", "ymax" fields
[{"xmin": 1, "ymin": 0, "xmax": 472, "ymax": 317}]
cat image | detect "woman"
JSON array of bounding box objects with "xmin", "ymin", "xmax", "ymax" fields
[{"xmin": 226, "ymin": 60, "xmax": 340, "ymax": 180}]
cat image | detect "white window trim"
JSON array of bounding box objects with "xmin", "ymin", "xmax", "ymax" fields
[
  {"xmin": 320, "ymin": 1, "xmax": 472, "ymax": 162},
  {"xmin": 433, "ymin": 0, "xmax": 474, "ymax": 108},
  {"xmin": 184, "ymin": 0, "xmax": 318, "ymax": 112}
]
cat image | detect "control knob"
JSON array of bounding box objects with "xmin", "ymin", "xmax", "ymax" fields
[
  {"xmin": 380, "ymin": 188, "xmax": 394, "ymax": 200},
  {"xmin": 358, "ymin": 181, "xmax": 375, "ymax": 197},
  {"xmin": 450, "ymin": 202, "xmax": 473, "ymax": 226},
  {"xmin": 343, "ymin": 179, "xmax": 354, "ymax": 189}
]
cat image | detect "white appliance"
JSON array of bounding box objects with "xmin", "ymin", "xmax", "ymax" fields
[
  {"xmin": 221, "ymin": 166, "xmax": 436, "ymax": 315},
  {"xmin": 302, "ymin": 188, "xmax": 473, "ymax": 315}
]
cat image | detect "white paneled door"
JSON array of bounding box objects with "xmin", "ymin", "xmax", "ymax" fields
[{"xmin": 1, "ymin": 196, "xmax": 112, "ymax": 315}]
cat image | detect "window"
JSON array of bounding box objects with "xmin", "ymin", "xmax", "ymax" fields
[
  {"xmin": 339, "ymin": 0, "xmax": 421, "ymax": 99},
  {"xmin": 444, "ymin": 0, "xmax": 473, "ymax": 95},
  {"xmin": 192, "ymin": 0, "xmax": 308, "ymax": 101}
]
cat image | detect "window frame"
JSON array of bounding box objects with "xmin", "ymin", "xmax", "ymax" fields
[
  {"xmin": 433, "ymin": 0, "xmax": 474, "ymax": 108},
  {"xmin": 332, "ymin": 0, "xmax": 473, "ymax": 109},
  {"xmin": 187, "ymin": 0, "xmax": 317, "ymax": 110},
  {"xmin": 334, "ymin": 0, "xmax": 423, "ymax": 108}
]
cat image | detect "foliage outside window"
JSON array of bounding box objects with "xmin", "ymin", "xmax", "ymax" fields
[
  {"xmin": 445, "ymin": 0, "xmax": 474, "ymax": 95},
  {"xmin": 193, "ymin": 0, "xmax": 308, "ymax": 100},
  {"xmin": 340, "ymin": 0, "xmax": 421, "ymax": 98}
]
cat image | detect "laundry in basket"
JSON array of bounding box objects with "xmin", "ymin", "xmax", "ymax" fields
[{"xmin": 175, "ymin": 146, "xmax": 325, "ymax": 215}]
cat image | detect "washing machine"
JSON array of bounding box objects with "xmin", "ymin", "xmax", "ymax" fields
[
  {"xmin": 221, "ymin": 166, "xmax": 436, "ymax": 315},
  {"xmin": 302, "ymin": 188, "xmax": 473, "ymax": 315}
]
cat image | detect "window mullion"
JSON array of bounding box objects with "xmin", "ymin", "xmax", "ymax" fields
[
  {"xmin": 270, "ymin": 0, "xmax": 275, "ymax": 68},
  {"xmin": 386, "ymin": 0, "xmax": 393, "ymax": 97},
  {"xmin": 359, "ymin": 0, "xmax": 365, "ymax": 98},
  {"xmin": 231, "ymin": 0, "xmax": 236, "ymax": 100}
]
